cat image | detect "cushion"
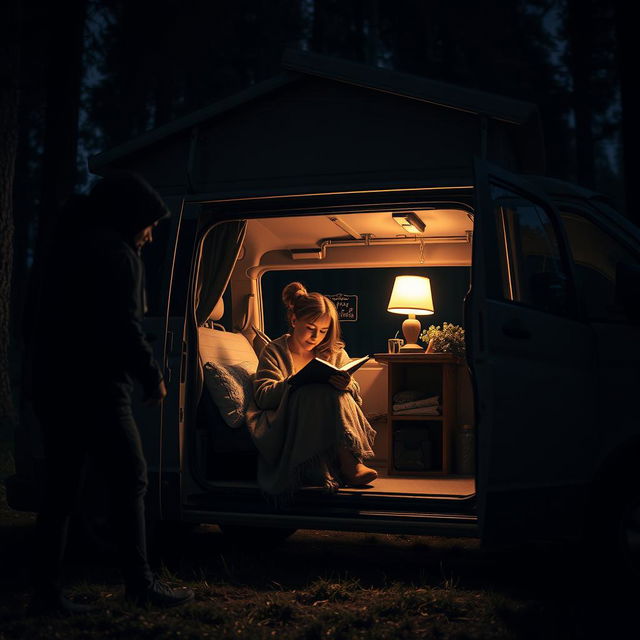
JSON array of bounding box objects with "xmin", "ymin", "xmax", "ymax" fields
[
  {"xmin": 198, "ymin": 328, "xmax": 259, "ymax": 370},
  {"xmin": 203, "ymin": 360, "xmax": 256, "ymax": 428}
]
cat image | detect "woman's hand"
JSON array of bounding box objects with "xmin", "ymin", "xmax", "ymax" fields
[{"xmin": 329, "ymin": 372, "xmax": 351, "ymax": 390}]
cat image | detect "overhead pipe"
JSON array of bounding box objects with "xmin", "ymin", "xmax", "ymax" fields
[{"xmin": 290, "ymin": 232, "xmax": 472, "ymax": 260}]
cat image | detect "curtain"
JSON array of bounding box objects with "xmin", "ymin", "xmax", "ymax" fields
[{"xmin": 194, "ymin": 220, "xmax": 247, "ymax": 326}]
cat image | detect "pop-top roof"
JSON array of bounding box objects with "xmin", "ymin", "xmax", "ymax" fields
[{"xmin": 90, "ymin": 49, "xmax": 540, "ymax": 173}]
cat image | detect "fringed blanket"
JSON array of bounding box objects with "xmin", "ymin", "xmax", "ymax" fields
[{"xmin": 245, "ymin": 334, "xmax": 376, "ymax": 498}]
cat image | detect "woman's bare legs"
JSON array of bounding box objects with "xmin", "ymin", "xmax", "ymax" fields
[{"xmin": 337, "ymin": 446, "xmax": 377, "ymax": 486}]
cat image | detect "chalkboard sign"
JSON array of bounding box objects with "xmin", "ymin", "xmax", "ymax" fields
[{"xmin": 327, "ymin": 293, "xmax": 358, "ymax": 322}]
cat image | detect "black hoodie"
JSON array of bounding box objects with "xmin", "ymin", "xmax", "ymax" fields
[{"xmin": 34, "ymin": 171, "xmax": 170, "ymax": 405}]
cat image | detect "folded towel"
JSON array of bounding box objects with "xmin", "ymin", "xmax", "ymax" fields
[
  {"xmin": 393, "ymin": 406, "xmax": 442, "ymax": 416},
  {"xmin": 392, "ymin": 389, "xmax": 432, "ymax": 404},
  {"xmin": 392, "ymin": 395, "xmax": 440, "ymax": 412}
]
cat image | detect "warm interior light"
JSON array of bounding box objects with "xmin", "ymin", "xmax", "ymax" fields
[
  {"xmin": 328, "ymin": 215, "xmax": 361, "ymax": 239},
  {"xmin": 392, "ymin": 212, "xmax": 426, "ymax": 234},
  {"xmin": 387, "ymin": 275, "xmax": 434, "ymax": 352},
  {"xmin": 290, "ymin": 248, "xmax": 323, "ymax": 260}
]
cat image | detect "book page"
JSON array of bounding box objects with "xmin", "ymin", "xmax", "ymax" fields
[{"xmin": 340, "ymin": 355, "xmax": 370, "ymax": 374}]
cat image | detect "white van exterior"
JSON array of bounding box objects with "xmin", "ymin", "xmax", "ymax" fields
[{"xmin": 7, "ymin": 52, "xmax": 640, "ymax": 572}]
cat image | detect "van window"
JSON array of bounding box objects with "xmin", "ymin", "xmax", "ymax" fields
[
  {"xmin": 560, "ymin": 211, "xmax": 640, "ymax": 323},
  {"xmin": 261, "ymin": 267, "xmax": 470, "ymax": 357},
  {"xmin": 493, "ymin": 186, "xmax": 571, "ymax": 316}
]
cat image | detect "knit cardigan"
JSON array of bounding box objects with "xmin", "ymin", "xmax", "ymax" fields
[{"xmin": 246, "ymin": 335, "xmax": 375, "ymax": 498}]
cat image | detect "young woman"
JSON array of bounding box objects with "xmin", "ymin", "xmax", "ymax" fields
[{"xmin": 246, "ymin": 282, "xmax": 377, "ymax": 498}]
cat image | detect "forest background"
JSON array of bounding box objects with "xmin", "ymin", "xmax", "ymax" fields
[{"xmin": 0, "ymin": 0, "xmax": 636, "ymax": 426}]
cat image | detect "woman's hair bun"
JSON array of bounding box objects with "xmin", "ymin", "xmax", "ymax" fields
[{"xmin": 282, "ymin": 281, "xmax": 308, "ymax": 309}]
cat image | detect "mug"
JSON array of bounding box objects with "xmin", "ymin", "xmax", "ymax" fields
[{"xmin": 387, "ymin": 338, "xmax": 404, "ymax": 353}]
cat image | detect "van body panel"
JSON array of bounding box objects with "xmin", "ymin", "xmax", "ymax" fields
[
  {"xmin": 530, "ymin": 196, "xmax": 640, "ymax": 493},
  {"xmin": 181, "ymin": 507, "xmax": 479, "ymax": 537},
  {"xmin": 11, "ymin": 52, "xmax": 638, "ymax": 560},
  {"xmin": 477, "ymin": 484, "xmax": 588, "ymax": 543},
  {"xmin": 592, "ymin": 320, "xmax": 640, "ymax": 470},
  {"xmin": 471, "ymin": 160, "xmax": 598, "ymax": 544},
  {"xmin": 160, "ymin": 202, "xmax": 203, "ymax": 520}
]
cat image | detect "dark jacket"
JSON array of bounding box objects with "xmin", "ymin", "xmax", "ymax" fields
[{"xmin": 32, "ymin": 171, "xmax": 168, "ymax": 406}]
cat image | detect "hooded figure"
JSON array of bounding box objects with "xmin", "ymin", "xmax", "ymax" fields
[
  {"xmin": 28, "ymin": 171, "xmax": 194, "ymax": 615},
  {"xmin": 34, "ymin": 170, "xmax": 170, "ymax": 403}
]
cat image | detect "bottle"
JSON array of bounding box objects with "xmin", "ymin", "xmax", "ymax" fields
[{"xmin": 456, "ymin": 424, "xmax": 475, "ymax": 475}]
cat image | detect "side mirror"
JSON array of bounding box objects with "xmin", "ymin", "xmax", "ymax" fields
[{"xmin": 615, "ymin": 263, "xmax": 640, "ymax": 324}]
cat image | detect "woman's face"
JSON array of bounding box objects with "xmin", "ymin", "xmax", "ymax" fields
[{"xmin": 290, "ymin": 313, "xmax": 331, "ymax": 351}]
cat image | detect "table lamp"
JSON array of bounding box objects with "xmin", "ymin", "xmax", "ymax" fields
[{"xmin": 387, "ymin": 275, "xmax": 434, "ymax": 352}]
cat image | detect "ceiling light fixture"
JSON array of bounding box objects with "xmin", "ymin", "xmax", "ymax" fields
[
  {"xmin": 392, "ymin": 212, "xmax": 426, "ymax": 234},
  {"xmin": 328, "ymin": 216, "xmax": 361, "ymax": 239},
  {"xmin": 290, "ymin": 248, "xmax": 324, "ymax": 260}
]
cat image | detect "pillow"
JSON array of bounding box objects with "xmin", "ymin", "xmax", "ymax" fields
[
  {"xmin": 203, "ymin": 360, "xmax": 256, "ymax": 428},
  {"xmin": 251, "ymin": 325, "xmax": 272, "ymax": 357}
]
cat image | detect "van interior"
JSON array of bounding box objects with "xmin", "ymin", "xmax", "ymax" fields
[{"xmin": 190, "ymin": 203, "xmax": 476, "ymax": 508}]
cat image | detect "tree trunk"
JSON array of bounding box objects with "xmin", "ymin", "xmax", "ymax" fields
[
  {"xmin": 311, "ymin": 0, "xmax": 329, "ymax": 53},
  {"xmin": 365, "ymin": 0, "xmax": 380, "ymax": 65},
  {"xmin": 24, "ymin": 0, "xmax": 87, "ymax": 345},
  {"xmin": 614, "ymin": 0, "xmax": 636, "ymax": 222},
  {"xmin": 39, "ymin": 0, "xmax": 87, "ymax": 232},
  {"xmin": 566, "ymin": 0, "xmax": 596, "ymax": 189},
  {"xmin": 0, "ymin": 0, "xmax": 21, "ymax": 421}
]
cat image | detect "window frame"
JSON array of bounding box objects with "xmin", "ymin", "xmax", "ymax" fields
[
  {"xmin": 555, "ymin": 200, "xmax": 640, "ymax": 325},
  {"xmin": 488, "ymin": 181, "xmax": 583, "ymax": 321}
]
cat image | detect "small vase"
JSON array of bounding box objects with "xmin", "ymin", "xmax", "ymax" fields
[{"xmin": 425, "ymin": 338, "xmax": 435, "ymax": 353}]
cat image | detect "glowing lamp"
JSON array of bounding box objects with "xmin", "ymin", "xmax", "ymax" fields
[{"xmin": 387, "ymin": 276, "xmax": 434, "ymax": 352}]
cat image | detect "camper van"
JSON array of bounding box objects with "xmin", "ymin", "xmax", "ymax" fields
[{"xmin": 7, "ymin": 51, "xmax": 640, "ymax": 572}]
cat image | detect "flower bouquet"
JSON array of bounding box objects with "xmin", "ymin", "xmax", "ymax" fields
[{"xmin": 419, "ymin": 322, "xmax": 466, "ymax": 357}]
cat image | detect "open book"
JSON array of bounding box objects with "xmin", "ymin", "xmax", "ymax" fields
[{"xmin": 289, "ymin": 355, "xmax": 370, "ymax": 387}]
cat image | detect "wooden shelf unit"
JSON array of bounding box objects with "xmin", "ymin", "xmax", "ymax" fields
[{"xmin": 374, "ymin": 353, "xmax": 463, "ymax": 476}]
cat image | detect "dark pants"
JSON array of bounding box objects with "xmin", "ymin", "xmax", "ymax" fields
[{"xmin": 32, "ymin": 398, "xmax": 154, "ymax": 596}]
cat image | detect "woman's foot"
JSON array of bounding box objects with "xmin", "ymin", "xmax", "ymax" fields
[
  {"xmin": 338, "ymin": 446, "xmax": 377, "ymax": 486},
  {"xmin": 302, "ymin": 459, "xmax": 339, "ymax": 492},
  {"xmin": 343, "ymin": 463, "xmax": 378, "ymax": 486}
]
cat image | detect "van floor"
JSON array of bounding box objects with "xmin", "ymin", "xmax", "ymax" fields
[
  {"xmin": 340, "ymin": 475, "xmax": 475, "ymax": 498},
  {"xmin": 207, "ymin": 476, "xmax": 475, "ymax": 498}
]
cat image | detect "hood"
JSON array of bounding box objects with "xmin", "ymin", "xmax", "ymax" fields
[{"xmin": 88, "ymin": 170, "xmax": 170, "ymax": 236}]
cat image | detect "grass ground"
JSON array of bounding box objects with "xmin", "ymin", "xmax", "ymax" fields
[{"xmin": 0, "ymin": 430, "xmax": 636, "ymax": 639}]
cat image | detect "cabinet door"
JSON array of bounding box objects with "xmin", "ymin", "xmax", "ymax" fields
[{"xmin": 469, "ymin": 160, "xmax": 597, "ymax": 544}]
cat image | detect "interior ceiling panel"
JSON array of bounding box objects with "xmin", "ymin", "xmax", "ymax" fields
[{"xmin": 248, "ymin": 209, "xmax": 471, "ymax": 249}]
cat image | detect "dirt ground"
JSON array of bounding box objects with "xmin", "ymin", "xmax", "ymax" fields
[{"xmin": 1, "ymin": 435, "xmax": 637, "ymax": 639}]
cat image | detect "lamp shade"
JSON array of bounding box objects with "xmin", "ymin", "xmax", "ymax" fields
[{"xmin": 387, "ymin": 276, "xmax": 434, "ymax": 315}]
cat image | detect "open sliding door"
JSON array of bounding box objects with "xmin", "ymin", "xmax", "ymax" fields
[
  {"xmin": 469, "ymin": 160, "xmax": 597, "ymax": 545},
  {"xmin": 159, "ymin": 200, "xmax": 200, "ymax": 520}
]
